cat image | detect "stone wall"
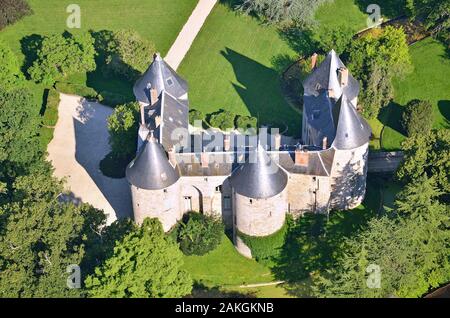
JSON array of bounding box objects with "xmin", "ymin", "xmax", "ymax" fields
[{"xmin": 233, "ymin": 191, "xmax": 287, "ymax": 237}]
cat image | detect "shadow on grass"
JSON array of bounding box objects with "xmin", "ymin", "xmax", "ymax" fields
[
  {"xmin": 270, "ymin": 176, "xmax": 382, "ymax": 296},
  {"xmin": 190, "ymin": 282, "xmax": 256, "ymax": 298},
  {"xmin": 438, "ymin": 100, "xmax": 450, "ymax": 128},
  {"xmin": 378, "ymin": 101, "xmax": 406, "ymax": 135},
  {"xmin": 20, "ymin": 34, "xmax": 44, "ymax": 79},
  {"xmin": 278, "ymin": 27, "xmax": 318, "ymax": 56},
  {"xmin": 354, "ymin": 0, "xmax": 407, "ymax": 19},
  {"xmin": 221, "ymin": 47, "xmax": 301, "ymax": 137}
]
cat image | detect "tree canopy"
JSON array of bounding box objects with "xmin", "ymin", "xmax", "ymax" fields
[
  {"xmin": 401, "ymin": 99, "xmax": 434, "ymax": 137},
  {"xmin": 0, "ymin": 40, "xmax": 24, "ymax": 91},
  {"xmin": 85, "ymin": 218, "xmax": 193, "ymax": 298}
]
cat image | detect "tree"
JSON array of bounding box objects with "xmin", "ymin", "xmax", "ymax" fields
[
  {"xmin": 238, "ymin": 0, "xmax": 329, "ymax": 27},
  {"xmin": 107, "ymin": 102, "xmax": 140, "ymax": 158},
  {"xmin": 85, "ymin": 218, "xmax": 193, "ymax": 298},
  {"xmin": 397, "ymin": 129, "xmax": 450, "ymax": 195},
  {"xmin": 0, "ymin": 0, "xmax": 32, "ymax": 30},
  {"xmin": 312, "ymin": 176, "xmax": 450, "ymax": 298},
  {"xmin": 209, "ymin": 110, "xmax": 236, "ymax": 131},
  {"xmin": 312, "ymin": 25, "xmax": 354, "ymax": 55},
  {"xmin": 189, "ymin": 109, "xmax": 204, "ymax": 125},
  {"xmin": 104, "ymin": 30, "xmax": 155, "ymax": 81},
  {"xmin": 0, "ymin": 40, "xmax": 24, "ymax": 91},
  {"xmin": 177, "ymin": 213, "xmax": 224, "ymax": 256},
  {"xmin": 401, "ymin": 99, "xmax": 434, "ymax": 136},
  {"xmin": 235, "ymin": 115, "xmax": 258, "ymax": 132},
  {"xmin": 28, "ymin": 31, "xmax": 96, "ymax": 86},
  {"xmin": 348, "ymin": 27, "xmax": 412, "ymax": 119},
  {"xmin": 0, "ymin": 164, "xmax": 106, "ymax": 297},
  {"xmin": 406, "ymin": 0, "xmax": 450, "ymax": 36}
]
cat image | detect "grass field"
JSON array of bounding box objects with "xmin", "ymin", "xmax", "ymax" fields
[
  {"xmin": 178, "ymin": 3, "xmax": 301, "ymax": 136},
  {"xmin": 380, "ymin": 37, "xmax": 450, "ymax": 150},
  {"xmin": 315, "ymin": 0, "xmax": 367, "ymax": 32}
]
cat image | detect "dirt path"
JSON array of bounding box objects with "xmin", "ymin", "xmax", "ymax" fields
[
  {"xmin": 47, "ymin": 94, "xmax": 132, "ymax": 224},
  {"xmin": 165, "ymin": 0, "xmax": 217, "ymax": 70}
]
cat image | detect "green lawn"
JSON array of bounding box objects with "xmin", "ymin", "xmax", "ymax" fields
[
  {"xmin": 0, "ymin": 0, "xmax": 199, "ymax": 60},
  {"xmin": 380, "ymin": 37, "xmax": 450, "ymax": 150},
  {"xmin": 177, "ymin": 3, "xmax": 301, "ymax": 136},
  {"xmin": 315, "ymin": 0, "xmax": 367, "ymax": 32}
]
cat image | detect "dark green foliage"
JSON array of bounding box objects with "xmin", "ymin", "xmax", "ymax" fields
[
  {"xmin": 0, "ymin": 40, "xmax": 24, "ymax": 90},
  {"xmin": 397, "ymin": 129, "xmax": 450, "ymax": 195},
  {"xmin": 348, "ymin": 27, "xmax": 412, "ymax": 119},
  {"xmin": 107, "ymin": 102, "xmax": 140, "ymax": 159},
  {"xmin": 28, "ymin": 31, "xmax": 96, "ymax": 86},
  {"xmin": 103, "ymin": 30, "xmax": 155, "ymax": 81},
  {"xmin": 406, "ymin": 0, "xmax": 449, "ymax": 36},
  {"xmin": 85, "ymin": 218, "xmax": 193, "ymax": 298},
  {"xmin": 99, "ymin": 151, "xmax": 133, "ymax": 179},
  {"xmin": 55, "ymin": 82, "xmax": 99, "ymax": 99},
  {"xmin": 209, "ymin": 110, "xmax": 236, "ymax": 131},
  {"xmin": 235, "ymin": 115, "xmax": 258, "ymax": 132},
  {"xmin": 312, "ymin": 176, "xmax": 450, "ymax": 298},
  {"xmin": 177, "ymin": 213, "xmax": 224, "ymax": 256},
  {"xmin": 312, "ymin": 25, "xmax": 354, "ymax": 55},
  {"xmin": 189, "ymin": 109, "xmax": 204, "ymax": 125},
  {"xmin": 238, "ymin": 0, "xmax": 329, "ymax": 27},
  {"xmin": 401, "ymin": 99, "xmax": 433, "ymax": 136},
  {"xmin": 98, "ymin": 91, "xmax": 130, "ymax": 107},
  {"xmin": 238, "ymin": 220, "xmax": 288, "ymax": 263},
  {"xmin": 0, "ymin": 0, "xmax": 32, "ymax": 30},
  {"xmin": 41, "ymin": 88, "xmax": 60, "ymax": 127}
]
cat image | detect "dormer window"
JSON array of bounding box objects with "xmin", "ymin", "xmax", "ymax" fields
[
  {"xmin": 161, "ymin": 172, "xmax": 167, "ymax": 181},
  {"xmin": 166, "ymin": 77, "xmax": 174, "ymax": 86}
]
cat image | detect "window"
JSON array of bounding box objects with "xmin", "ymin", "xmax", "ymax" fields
[
  {"xmin": 166, "ymin": 77, "xmax": 174, "ymax": 86},
  {"xmin": 163, "ymin": 189, "xmax": 167, "ymax": 193},
  {"xmin": 224, "ymin": 196, "xmax": 231, "ymax": 210},
  {"xmin": 215, "ymin": 185, "xmax": 222, "ymax": 192},
  {"xmin": 249, "ymin": 199, "xmax": 253, "ymax": 204}
]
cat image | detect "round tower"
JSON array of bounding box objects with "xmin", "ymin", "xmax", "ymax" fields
[
  {"xmin": 125, "ymin": 133, "xmax": 181, "ymax": 232},
  {"xmin": 229, "ymin": 145, "xmax": 288, "ymax": 258}
]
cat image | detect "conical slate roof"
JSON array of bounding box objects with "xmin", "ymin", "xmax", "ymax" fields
[
  {"xmin": 230, "ymin": 145, "xmax": 288, "ymax": 199},
  {"xmin": 303, "ymin": 50, "xmax": 359, "ymax": 102},
  {"xmin": 126, "ymin": 134, "xmax": 180, "ymax": 190},
  {"xmin": 332, "ymin": 95, "xmax": 372, "ymax": 150},
  {"xmin": 133, "ymin": 53, "xmax": 189, "ymax": 104}
]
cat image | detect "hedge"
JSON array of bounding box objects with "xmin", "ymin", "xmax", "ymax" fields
[
  {"xmin": 98, "ymin": 90, "xmax": 131, "ymax": 107},
  {"xmin": 238, "ymin": 219, "xmax": 289, "ymax": 263},
  {"xmin": 41, "ymin": 88, "xmax": 60, "ymax": 127},
  {"xmin": 55, "ymin": 82, "xmax": 98, "ymax": 99}
]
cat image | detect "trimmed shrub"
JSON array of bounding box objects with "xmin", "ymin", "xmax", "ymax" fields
[
  {"xmin": 189, "ymin": 109, "xmax": 204, "ymax": 125},
  {"xmin": 401, "ymin": 99, "xmax": 434, "ymax": 137},
  {"xmin": 209, "ymin": 110, "xmax": 236, "ymax": 131},
  {"xmin": 238, "ymin": 220, "xmax": 289, "ymax": 263},
  {"xmin": 98, "ymin": 91, "xmax": 131, "ymax": 107},
  {"xmin": 177, "ymin": 212, "xmax": 224, "ymax": 256},
  {"xmin": 41, "ymin": 88, "xmax": 60, "ymax": 127},
  {"xmin": 104, "ymin": 30, "xmax": 155, "ymax": 81},
  {"xmin": 235, "ymin": 115, "xmax": 257, "ymax": 131},
  {"xmin": 107, "ymin": 102, "xmax": 140, "ymax": 158},
  {"xmin": 0, "ymin": 0, "xmax": 32, "ymax": 30},
  {"xmin": 99, "ymin": 151, "xmax": 133, "ymax": 178},
  {"xmin": 55, "ymin": 82, "xmax": 98, "ymax": 99}
]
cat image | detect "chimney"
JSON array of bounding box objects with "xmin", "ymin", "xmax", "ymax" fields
[
  {"xmin": 274, "ymin": 133, "xmax": 281, "ymax": 151},
  {"xmin": 140, "ymin": 104, "xmax": 146, "ymax": 125},
  {"xmin": 201, "ymin": 151, "xmax": 209, "ymax": 168},
  {"xmin": 150, "ymin": 88, "xmax": 159, "ymax": 106},
  {"xmin": 223, "ymin": 134, "xmax": 231, "ymax": 151},
  {"xmin": 311, "ymin": 53, "xmax": 318, "ymax": 70},
  {"xmin": 168, "ymin": 147, "xmax": 177, "ymax": 167},
  {"xmin": 322, "ymin": 136, "xmax": 328, "ymax": 150},
  {"xmin": 294, "ymin": 148, "xmax": 309, "ymax": 166},
  {"xmin": 338, "ymin": 67, "xmax": 349, "ymax": 87}
]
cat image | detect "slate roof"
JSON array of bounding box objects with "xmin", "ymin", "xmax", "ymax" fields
[
  {"xmin": 126, "ymin": 134, "xmax": 180, "ymax": 190},
  {"xmin": 133, "ymin": 53, "xmax": 189, "ymax": 105},
  {"xmin": 331, "ymin": 95, "xmax": 372, "ymax": 150},
  {"xmin": 230, "ymin": 145, "xmax": 288, "ymax": 199}
]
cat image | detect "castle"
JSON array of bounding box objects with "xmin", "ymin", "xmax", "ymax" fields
[{"xmin": 126, "ymin": 50, "xmax": 371, "ymax": 258}]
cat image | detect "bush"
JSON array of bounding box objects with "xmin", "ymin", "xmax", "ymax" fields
[
  {"xmin": 41, "ymin": 88, "xmax": 60, "ymax": 127},
  {"xmin": 401, "ymin": 99, "xmax": 433, "ymax": 137},
  {"xmin": 104, "ymin": 30, "xmax": 155, "ymax": 81},
  {"xmin": 55, "ymin": 82, "xmax": 99, "ymax": 99},
  {"xmin": 312, "ymin": 25, "xmax": 354, "ymax": 55},
  {"xmin": 28, "ymin": 31, "xmax": 97, "ymax": 86},
  {"xmin": 107, "ymin": 102, "xmax": 140, "ymax": 158},
  {"xmin": 238, "ymin": 220, "xmax": 288, "ymax": 263},
  {"xmin": 177, "ymin": 213, "xmax": 224, "ymax": 256},
  {"xmin": 209, "ymin": 110, "xmax": 236, "ymax": 131},
  {"xmin": 99, "ymin": 151, "xmax": 134, "ymax": 178},
  {"xmin": 298, "ymin": 54, "xmax": 325, "ymax": 79},
  {"xmin": 0, "ymin": 0, "xmax": 32, "ymax": 30},
  {"xmin": 0, "ymin": 39, "xmax": 24, "ymax": 91},
  {"xmin": 98, "ymin": 91, "xmax": 131, "ymax": 107},
  {"xmin": 189, "ymin": 109, "xmax": 204, "ymax": 125},
  {"xmin": 235, "ymin": 115, "xmax": 257, "ymax": 131}
]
